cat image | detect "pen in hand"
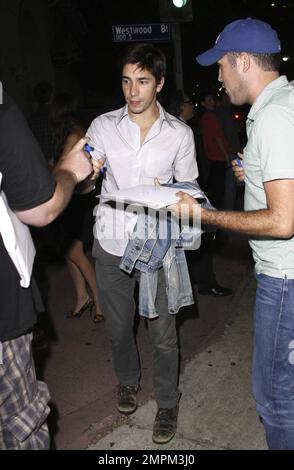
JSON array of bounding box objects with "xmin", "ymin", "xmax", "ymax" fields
[
  {"xmin": 84, "ymin": 144, "xmax": 107, "ymax": 174},
  {"xmin": 236, "ymin": 157, "xmax": 243, "ymax": 168}
]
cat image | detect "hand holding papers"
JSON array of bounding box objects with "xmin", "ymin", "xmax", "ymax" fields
[{"xmin": 98, "ymin": 184, "xmax": 204, "ymax": 210}]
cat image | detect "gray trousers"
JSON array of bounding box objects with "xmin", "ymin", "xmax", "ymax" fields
[{"xmin": 93, "ymin": 240, "xmax": 180, "ymax": 409}]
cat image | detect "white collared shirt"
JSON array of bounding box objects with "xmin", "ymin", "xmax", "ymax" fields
[{"xmin": 87, "ymin": 102, "xmax": 198, "ymax": 256}]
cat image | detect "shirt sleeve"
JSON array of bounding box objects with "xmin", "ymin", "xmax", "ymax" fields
[
  {"xmin": 173, "ymin": 125, "xmax": 199, "ymax": 182},
  {"xmin": 257, "ymin": 105, "xmax": 294, "ymax": 182},
  {"xmin": 0, "ymin": 95, "xmax": 55, "ymax": 211},
  {"xmin": 86, "ymin": 117, "xmax": 106, "ymax": 161}
]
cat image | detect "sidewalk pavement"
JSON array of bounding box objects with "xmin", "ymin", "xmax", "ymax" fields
[
  {"xmin": 35, "ymin": 232, "xmax": 253, "ymax": 449},
  {"xmin": 88, "ymin": 272, "xmax": 267, "ymax": 451}
]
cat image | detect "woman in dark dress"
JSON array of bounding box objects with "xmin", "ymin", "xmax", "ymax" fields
[{"xmin": 50, "ymin": 93, "xmax": 103, "ymax": 322}]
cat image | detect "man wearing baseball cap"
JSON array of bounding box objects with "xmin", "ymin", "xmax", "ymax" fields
[{"xmin": 171, "ymin": 18, "xmax": 294, "ymax": 450}]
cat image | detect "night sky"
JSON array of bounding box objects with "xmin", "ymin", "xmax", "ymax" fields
[{"xmin": 72, "ymin": 0, "xmax": 294, "ymax": 100}]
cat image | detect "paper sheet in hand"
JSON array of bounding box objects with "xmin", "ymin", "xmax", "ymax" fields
[
  {"xmin": 98, "ymin": 184, "xmax": 202, "ymax": 209},
  {"xmin": 0, "ymin": 173, "xmax": 35, "ymax": 288}
]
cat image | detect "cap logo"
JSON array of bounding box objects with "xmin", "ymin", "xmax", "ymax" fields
[{"xmin": 215, "ymin": 33, "xmax": 220, "ymax": 45}]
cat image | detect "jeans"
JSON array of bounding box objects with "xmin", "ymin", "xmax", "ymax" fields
[
  {"xmin": 120, "ymin": 181, "xmax": 212, "ymax": 318},
  {"xmin": 120, "ymin": 211, "xmax": 197, "ymax": 318},
  {"xmin": 93, "ymin": 240, "xmax": 181, "ymax": 409},
  {"xmin": 253, "ymin": 273, "xmax": 294, "ymax": 450}
]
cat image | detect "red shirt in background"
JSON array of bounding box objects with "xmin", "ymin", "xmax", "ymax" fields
[{"xmin": 200, "ymin": 111, "xmax": 230, "ymax": 162}]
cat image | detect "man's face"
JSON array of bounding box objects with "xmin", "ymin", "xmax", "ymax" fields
[
  {"xmin": 218, "ymin": 54, "xmax": 249, "ymax": 106},
  {"xmin": 122, "ymin": 63, "xmax": 164, "ymax": 115}
]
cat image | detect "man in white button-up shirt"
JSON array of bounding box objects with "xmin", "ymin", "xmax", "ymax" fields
[{"xmin": 87, "ymin": 43, "xmax": 198, "ymax": 444}]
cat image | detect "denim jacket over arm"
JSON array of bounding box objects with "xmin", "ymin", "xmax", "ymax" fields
[{"xmin": 119, "ymin": 181, "xmax": 214, "ymax": 318}]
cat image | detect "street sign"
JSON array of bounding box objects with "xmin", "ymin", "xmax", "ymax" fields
[{"xmin": 112, "ymin": 23, "xmax": 170, "ymax": 42}]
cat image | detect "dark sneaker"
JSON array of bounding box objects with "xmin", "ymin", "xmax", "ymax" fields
[
  {"xmin": 198, "ymin": 282, "xmax": 232, "ymax": 297},
  {"xmin": 117, "ymin": 385, "xmax": 139, "ymax": 415},
  {"xmin": 152, "ymin": 405, "xmax": 179, "ymax": 444}
]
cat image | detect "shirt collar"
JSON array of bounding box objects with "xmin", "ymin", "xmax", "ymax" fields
[
  {"xmin": 248, "ymin": 75, "xmax": 289, "ymax": 121},
  {"xmin": 115, "ymin": 102, "xmax": 176, "ymax": 129},
  {"xmin": 159, "ymin": 102, "xmax": 176, "ymax": 129},
  {"xmin": 116, "ymin": 104, "xmax": 128, "ymax": 126}
]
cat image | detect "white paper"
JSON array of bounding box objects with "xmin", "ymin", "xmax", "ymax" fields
[
  {"xmin": 0, "ymin": 172, "xmax": 35, "ymax": 287},
  {"xmin": 98, "ymin": 184, "xmax": 203, "ymax": 209}
]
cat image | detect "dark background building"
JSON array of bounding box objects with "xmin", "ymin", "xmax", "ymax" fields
[{"xmin": 0, "ymin": 0, "xmax": 293, "ymax": 117}]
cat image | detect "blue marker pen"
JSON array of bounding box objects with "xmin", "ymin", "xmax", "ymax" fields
[
  {"xmin": 99, "ymin": 165, "xmax": 107, "ymax": 174},
  {"xmin": 236, "ymin": 157, "xmax": 243, "ymax": 168},
  {"xmin": 84, "ymin": 143, "xmax": 93, "ymax": 154},
  {"xmin": 84, "ymin": 143, "xmax": 107, "ymax": 174}
]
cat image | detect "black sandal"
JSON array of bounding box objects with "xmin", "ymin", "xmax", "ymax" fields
[{"xmin": 66, "ymin": 297, "xmax": 94, "ymax": 319}]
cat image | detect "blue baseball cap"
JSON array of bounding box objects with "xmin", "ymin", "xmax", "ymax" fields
[{"xmin": 196, "ymin": 18, "xmax": 281, "ymax": 66}]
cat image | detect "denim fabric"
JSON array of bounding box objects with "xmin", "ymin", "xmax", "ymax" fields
[
  {"xmin": 163, "ymin": 240, "xmax": 195, "ymax": 314},
  {"xmin": 121, "ymin": 210, "xmax": 193, "ymax": 318},
  {"xmin": 120, "ymin": 182, "xmax": 212, "ymax": 318},
  {"xmin": 163, "ymin": 181, "xmax": 214, "ymax": 211},
  {"xmin": 253, "ymin": 273, "xmax": 294, "ymax": 450},
  {"xmin": 120, "ymin": 208, "xmax": 170, "ymax": 275},
  {"xmin": 139, "ymin": 270, "xmax": 159, "ymax": 318}
]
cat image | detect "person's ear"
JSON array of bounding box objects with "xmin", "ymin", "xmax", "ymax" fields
[
  {"xmin": 239, "ymin": 52, "xmax": 250, "ymax": 72},
  {"xmin": 156, "ymin": 77, "xmax": 165, "ymax": 93}
]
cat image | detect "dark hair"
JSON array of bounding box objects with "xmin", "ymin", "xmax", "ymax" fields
[
  {"xmin": 198, "ymin": 90, "xmax": 215, "ymax": 104},
  {"xmin": 120, "ymin": 43, "xmax": 166, "ymax": 84},
  {"xmin": 227, "ymin": 52, "xmax": 281, "ymax": 72},
  {"xmin": 196, "ymin": 90, "xmax": 216, "ymax": 117},
  {"xmin": 33, "ymin": 82, "xmax": 53, "ymax": 104},
  {"xmin": 50, "ymin": 93, "xmax": 81, "ymax": 162},
  {"xmin": 166, "ymin": 90, "xmax": 187, "ymax": 118}
]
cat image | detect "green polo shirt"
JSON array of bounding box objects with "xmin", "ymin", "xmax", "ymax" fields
[{"xmin": 244, "ymin": 76, "xmax": 294, "ymax": 278}]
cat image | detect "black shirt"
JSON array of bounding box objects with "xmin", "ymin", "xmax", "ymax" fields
[{"xmin": 0, "ymin": 93, "xmax": 55, "ymax": 341}]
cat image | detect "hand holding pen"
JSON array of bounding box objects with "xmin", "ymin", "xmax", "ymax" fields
[
  {"xmin": 84, "ymin": 143, "xmax": 107, "ymax": 179},
  {"xmin": 232, "ymin": 152, "xmax": 245, "ymax": 183}
]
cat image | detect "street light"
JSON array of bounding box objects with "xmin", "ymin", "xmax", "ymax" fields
[{"xmin": 172, "ymin": 0, "xmax": 187, "ymax": 7}]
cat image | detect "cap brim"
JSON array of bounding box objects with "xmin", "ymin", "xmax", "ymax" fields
[{"xmin": 196, "ymin": 47, "xmax": 226, "ymax": 66}]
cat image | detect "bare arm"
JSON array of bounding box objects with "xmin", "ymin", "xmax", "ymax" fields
[
  {"xmin": 15, "ymin": 137, "xmax": 93, "ymax": 227},
  {"xmin": 172, "ymin": 179, "xmax": 294, "ymax": 239},
  {"xmin": 61, "ymin": 129, "xmax": 96, "ymax": 194}
]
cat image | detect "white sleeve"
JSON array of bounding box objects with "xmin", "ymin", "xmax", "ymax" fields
[
  {"xmin": 257, "ymin": 106, "xmax": 294, "ymax": 182},
  {"xmin": 86, "ymin": 117, "xmax": 106, "ymax": 161},
  {"xmin": 173, "ymin": 126, "xmax": 198, "ymax": 182}
]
